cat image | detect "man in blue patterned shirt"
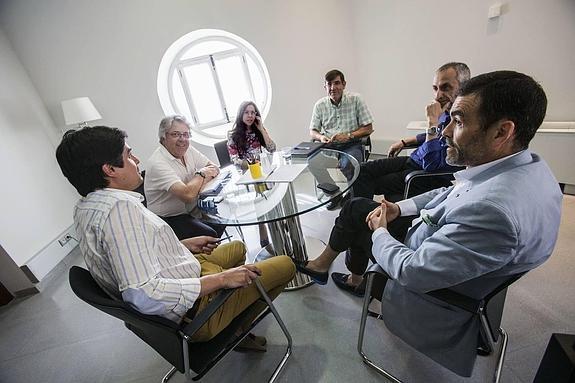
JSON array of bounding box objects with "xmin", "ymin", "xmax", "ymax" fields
[{"xmin": 353, "ymin": 62, "xmax": 470, "ymax": 201}]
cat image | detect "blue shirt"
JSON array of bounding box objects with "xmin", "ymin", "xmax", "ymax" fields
[{"xmin": 409, "ymin": 112, "xmax": 459, "ymax": 171}]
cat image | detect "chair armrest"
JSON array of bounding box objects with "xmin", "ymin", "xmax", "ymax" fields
[
  {"xmin": 364, "ymin": 263, "xmax": 391, "ymax": 279},
  {"xmin": 396, "ymin": 143, "xmax": 419, "ymax": 155},
  {"xmin": 404, "ymin": 169, "xmax": 456, "ymax": 184},
  {"xmin": 181, "ymin": 288, "xmax": 237, "ymax": 337},
  {"xmin": 365, "ymin": 263, "xmax": 481, "ymax": 314},
  {"xmin": 426, "ymin": 289, "xmax": 482, "ymax": 314}
]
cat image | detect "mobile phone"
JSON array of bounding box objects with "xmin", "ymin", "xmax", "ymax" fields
[
  {"xmin": 212, "ymin": 235, "xmax": 232, "ymax": 244},
  {"xmin": 317, "ymin": 182, "xmax": 340, "ymax": 195}
]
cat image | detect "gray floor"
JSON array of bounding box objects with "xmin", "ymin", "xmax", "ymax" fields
[{"xmin": 1, "ymin": 195, "xmax": 574, "ymax": 383}]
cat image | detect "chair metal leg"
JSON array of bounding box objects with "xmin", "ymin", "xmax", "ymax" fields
[
  {"xmin": 236, "ymin": 226, "xmax": 245, "ymax": 242},
  {"xmin": 357, "ymin": 274, "xmax": 402, "ymax": 383},
  {"xmin": 161, "ymin": 366, "xmax": 178, "ymax": 383},
  {"xmin": 493, "ymin": 328, "xmax": 508, "ymax": 383},
  {"xmin": 255, "ymin": 279, "xmax": 292, "ymax": 383}
]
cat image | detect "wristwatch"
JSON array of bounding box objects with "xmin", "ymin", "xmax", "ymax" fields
[
  {"xmin": 194, "ymin": 170, "xmax": 205, "ymax": 179},
  {"xmin": 426, "ymin": 126, "xmax": 440, "ymax": 135}
]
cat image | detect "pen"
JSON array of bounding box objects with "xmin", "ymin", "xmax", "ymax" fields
[{"xmin": 211, "ymin": 235, "xmax": 232, "ymax": 244}]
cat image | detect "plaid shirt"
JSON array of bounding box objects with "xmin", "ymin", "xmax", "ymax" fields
[{"xmin": 310, "ymin": 92, "xmax": 373, "ymax": 137}]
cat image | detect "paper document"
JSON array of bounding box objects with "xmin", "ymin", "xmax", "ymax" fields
[
  {"xmin": 235, "ymin": 165, "xmax": 278, "ymax": 185},
  {"xmin": 234, "ymin": 164, "xmax": 307, "ymax": 185},
  {"xmin": 266, "ymin": 164, "xmax": 308, "ymax": 183}
]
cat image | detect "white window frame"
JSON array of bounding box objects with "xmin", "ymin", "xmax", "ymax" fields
[{"xmin": 157, "ymin": 30, "xmax": 272, "ymax": 146}]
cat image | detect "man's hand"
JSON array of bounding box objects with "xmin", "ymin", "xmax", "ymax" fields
[
  {"xmin": 181, "ymin": 236, "xmax": 219, "ymax": 254},
  {"xmin": 426, "ymin": 100, "xmax": 450, "ymax": 126},
  {"xmin": 201, "ymin": 164, "xmax": 220, "ymax": 179},
  {"xmin": 319, "ymin": 135, "xmax": 332, "ymax": 143},
  {"xmin": 387, "ymin": 140, "xmax": 405, "ymax": 157},
  {"xmin": 220, "ymin": 264, "xmax": 262, "ymax": 288},
  {"xmin": 330, "ymin": 133, "xmax": 349, "ymax": 143},
  {"xmin": 366, "ymin": 199, "xmax": 401, "ymax": 231}
]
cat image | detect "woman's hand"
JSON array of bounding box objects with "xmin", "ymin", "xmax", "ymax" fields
[{"xmin": 255, "ymin": 116, "xmax": 265, "ymax": 131}]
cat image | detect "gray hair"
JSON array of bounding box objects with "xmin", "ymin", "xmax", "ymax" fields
[
  {"xmin": 158, "ymin": 115, "xmax": 191, "ymax": 142},
  {"xmin": 437, "ymin": 62, "xmax": 471, "ymax": 85}
]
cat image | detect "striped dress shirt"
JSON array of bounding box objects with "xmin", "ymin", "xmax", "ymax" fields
[{"xmin": 74, "ymin": 188, "xmax": 201, "ymax": 322}]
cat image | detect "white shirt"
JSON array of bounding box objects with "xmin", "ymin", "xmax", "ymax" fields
[
  {"xmin": 74, "ymin": 188, "xmax": 202, "ymax": 322},
  {"xmin": 145, "ymin": 145, "xmax": 211, "ymax": 217}
]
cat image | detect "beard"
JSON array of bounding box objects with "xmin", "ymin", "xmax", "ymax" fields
[
  {"xmin": 446, "ymin": 146, "xmax": 465, "ymax": 166},
  {"xmin": 445, "ymin": 135, "xmax": 489, "ymax": 167},
  {"xmin": 445, "ymin": 137, "xmax": 466, "ymax": 166}
]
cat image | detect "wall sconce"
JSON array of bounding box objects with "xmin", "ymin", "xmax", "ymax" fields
[{"xmin": 61, "ymin": 97, "xmax": 102, "ymax": 128}]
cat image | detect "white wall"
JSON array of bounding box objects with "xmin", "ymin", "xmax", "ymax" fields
[
  {"xmin": 352, "ymin": 0, "xmax": 575, "ymax": 150},
  {"xmin": 0, "ymin": 28, "xmax": 78, "ymax": 266},
  {"xmin": 0, "ymin": 0, "xmax": 360, "ymax": 166}
]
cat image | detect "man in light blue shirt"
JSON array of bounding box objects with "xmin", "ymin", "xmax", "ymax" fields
[{"xmin": 298, "ymin": 71, "xmax": 562, "ymax": 375}]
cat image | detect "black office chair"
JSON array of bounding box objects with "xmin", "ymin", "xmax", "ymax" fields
[
  {"xmin": 357, "ymin": 264, "xmax": 525, "ymax": 383},
  {"xmin": 132, "ymin": 170, "xmax": 147, "ymax": 206},
  {"xmin": 395, "ymin": 143, "xmax": 462, "ymax": 200},
  {"xmin": 361, "ymin": 136, "xmax": 372, "ymax": 162},
  {"xmin": 214, "ymin": 140, "xmax": 232, "ymax": 167},
  {"xmin": 69, "ymin": 266, "xmax": 292, "ymax": 382}
]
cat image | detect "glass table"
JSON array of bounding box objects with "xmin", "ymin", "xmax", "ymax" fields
[{"xmin": 200, "ymin": 148, "xmax": 360, "ymax": 288}]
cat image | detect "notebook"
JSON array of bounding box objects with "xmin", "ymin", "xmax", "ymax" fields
[
  {"xmin": 199, "ymin": 169, "xmax": 232, "ymax": 197},
  {"xmin": 291, "ymin": 141, "xmax": 325, "ymax": 158}
]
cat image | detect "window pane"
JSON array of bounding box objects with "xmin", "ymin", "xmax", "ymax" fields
[
  {"xmin": 182, "ymin": 63, "xmax": 224, "ymax": 124},
  {"xmin": 171, "ymin": 71, "xmax": 191, "ymax": 118},
  {"xmin": 246, "ymin": 56, "xmax": 265, "ymax": 107},
  {"xmin": 203, "ymin": 122, "xmax": 233, "ymax": 138},
  {"xmin": 215, "ymin": 55, "xmax": 252, "ymax": 120},
  {"xmin": 181, "ymin": 40, "xmax": 236, "ymax": 60}
]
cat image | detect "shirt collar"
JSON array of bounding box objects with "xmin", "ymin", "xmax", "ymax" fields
[
  {"xmin": 329, "ymin": 92, "xmax": 348, "ymax": 107},
  {"xmin": 158, "ymin": 144, "xmax": 182, "ymax": 162},
  {"xmin": 453, "ymin": 150, "xmax": 526, "ymax": 183},
  {"xmin": 102, "ymin": 188, "xmax": 145, "ymax": 202}
]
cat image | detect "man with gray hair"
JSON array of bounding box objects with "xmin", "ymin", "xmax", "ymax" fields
[
  {"xmin": 352, "ymin": 62, "xmax": 470, "ymax": 201},
  {"xmin": 145, "ymin": 115, "xmax": 225, "ymax": 240},
  {"xmin": 305, "ymin": 63, "xmax": 471, "ymax": 295}
]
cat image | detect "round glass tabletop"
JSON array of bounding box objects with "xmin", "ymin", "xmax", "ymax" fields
[{"xmin": 199, "ymin": 148, "xmax": 360, "ymax": 226}]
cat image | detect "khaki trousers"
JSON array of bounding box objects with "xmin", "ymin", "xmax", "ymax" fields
[{"xmin": 190, "ymin": 240, "xmax": 295, "ymax": 341}]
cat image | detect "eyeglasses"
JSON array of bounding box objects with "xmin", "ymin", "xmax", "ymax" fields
[{"xmin": 168, "ymin": 131, "xmax": 191, "ymax": 139}]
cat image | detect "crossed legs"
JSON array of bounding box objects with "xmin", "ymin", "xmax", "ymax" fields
[
  {"xmin": 304, "ymin": 198, "xmax": 413, "ymax": 289},
  {"xmin": 192, "ymin": 241, "xmax": 296, "ymax": 341}
]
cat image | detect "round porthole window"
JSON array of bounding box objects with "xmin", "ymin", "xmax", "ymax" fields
[{"xmin": 157, "ymin": 29, "xmax": 272, "ymax": 146}]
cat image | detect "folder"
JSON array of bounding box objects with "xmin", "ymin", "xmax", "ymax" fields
[{"xmin": 291, "ymin": 141, "xmax": 325, "ymax": 158}]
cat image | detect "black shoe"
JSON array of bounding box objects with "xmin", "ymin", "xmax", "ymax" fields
[
  {"xmin": 326, "ymin": 195, "xmax": 343, "ymax": 210},
  {"xmin": 326, "ymin": 193, "xmax": 352, "ymax": 210},
  {"xmin": 477, "ymin": 344, "xmax": 491, "ymax": 356},
  {"xmin": 331, "ymin": 272, "xmax": 365, "ymax": 297},
  {"xmin": 294, "ymin": 261, "xmax": 328, "ymax": 285}
]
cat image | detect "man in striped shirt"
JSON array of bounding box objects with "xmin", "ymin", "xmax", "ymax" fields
[{"xmin": 56, "ymin": 126, "xmax": 295, "ymax": 348}]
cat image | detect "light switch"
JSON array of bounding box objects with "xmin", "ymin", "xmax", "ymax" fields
[{"xmin": 488, "ymin": 3, "xmax": 502, "ymax": 19}]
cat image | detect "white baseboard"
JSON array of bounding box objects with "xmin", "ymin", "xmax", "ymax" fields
[{"xmin": 22, "ymin": 225, "xmax": 78, "ymax": 282}]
